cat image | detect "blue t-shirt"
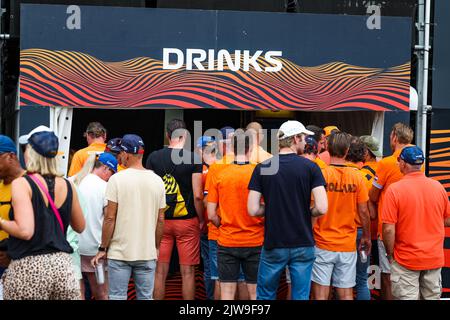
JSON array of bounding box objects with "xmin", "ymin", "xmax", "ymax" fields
[{"xmin": 248, "ymin": 153, "xmax": 326, "ymax": 250}]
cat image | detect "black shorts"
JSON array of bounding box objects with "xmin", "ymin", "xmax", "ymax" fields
[{"xmin": 217, "ymin": 245, "xmax": 262, "ymax": 284}]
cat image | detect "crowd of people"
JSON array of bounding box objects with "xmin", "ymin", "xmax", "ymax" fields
[{"xmin": 0, "ymin": 118, "xmax": 449, "ymax": 300}]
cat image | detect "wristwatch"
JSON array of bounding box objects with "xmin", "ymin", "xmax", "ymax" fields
[{"xmin": 98, "ymin": 246, "xmax": 107, "ymax": 252}]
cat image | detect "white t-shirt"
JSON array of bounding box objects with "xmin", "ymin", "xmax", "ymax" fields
[
  {"xmin": 78, "ymin": 174, "xmax": 108, "ymax": 256},
  {"xmin": 105, "ymin": 168, "xmax": 166, "ymax": 261}
]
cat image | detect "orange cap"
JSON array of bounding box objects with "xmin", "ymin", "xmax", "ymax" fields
[{"xmin": 324, "ymin": 126, "xmax": 340, "ymax": 137}]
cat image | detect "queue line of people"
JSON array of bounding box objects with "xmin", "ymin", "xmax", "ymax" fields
[{"xmin": 0, "ymin": 118, "xmax": 448, "ymax": 300}]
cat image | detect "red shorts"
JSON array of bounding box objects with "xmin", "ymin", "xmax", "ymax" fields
[{"xmin": 158, "ymin": 217, "xmax": 200, "ymax": 265}]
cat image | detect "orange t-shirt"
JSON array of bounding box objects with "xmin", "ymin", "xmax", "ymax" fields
[
  {"xmin": 373, "ymin": 146, "xmax": 423, "ymax": 238},
  {"xmin": 207, "ymin": 162, "xmax": 264, "ymax": 247},
  {"xmin": 382, "ymin": 172, "xmax": 450, "ymax": 270},
  {"xmin": 68, "ymin": 142, "xmax": 106, "ymax": 176},
  {"xmin": 204, "ymin": 155, "xmax": 234, "ymax": 240},
  {"xmin": 361, "ymin": 161, "xmax": 379, "ymax": 240},
  {"xmin": 314, "ymin": 164, "xmax": 369, "ymax": 252},
  {"xmin": 315, "ymin": 157, "xmax": 327, "ymax": 169}
]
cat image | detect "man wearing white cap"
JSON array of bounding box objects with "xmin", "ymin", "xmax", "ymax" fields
[{"xmin": 248, "ymin": 120, "xmax": 328, "ymax": 300}]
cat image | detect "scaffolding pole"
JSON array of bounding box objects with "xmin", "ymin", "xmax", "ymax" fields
[{"xmin": 415, "ymin": 0, "xmax": 431, "ymax": 158}]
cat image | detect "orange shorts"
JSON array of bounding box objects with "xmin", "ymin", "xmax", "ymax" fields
[{"xmin": 158, "ymin": 217, "xmax": 200, "ymax": 265}]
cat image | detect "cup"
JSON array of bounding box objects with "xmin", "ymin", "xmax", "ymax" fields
[{"xmin": 94, "ymin": 260, "xmax": 105, "ymax": 285}]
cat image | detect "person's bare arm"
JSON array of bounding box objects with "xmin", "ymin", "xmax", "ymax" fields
[
  {"xmin": 100, "ymin": 201, "xmax": 118, "ymax": 249},
  {"xmin": 382, "ymin": 223, "xmax": 395, "ymax": 262},
  {"xmin": 69, "ymin": 181, "xmax": 85, "ymax": 233},
  {"xmin": 369, "ymin": 186, "xmax": 381, "ymax": 204},
  {"xmin": 0, "ymin": 178, "xmax": 34, "ymax": 240},
  {"xmin": 207, "ymin": 202, "xmax": 221, "ymax": 227},
  {"xmin": 155, "ymin": 208, "xmax": 165, "ymax": 249},
  {"xmin": 357, "ymin": 202, "xmax": 372, "ymax": 254},
  {"xmin": 311, "ymin": 186, "xmax": 328, "ymax": 217},
  {"xmin": 247, "ymin": 190, "xmax": 265, "ymax": 217},
  {"xmin": 192, "ymin": 173, "xmax": 205, "ymax": 228},
  {"xmin": 368, "ymin": 200, "xmax": 378, "ymax": 220},
  {"xmin": 92, "ymin": 200, "xmax": 118, "ymax": 266}
]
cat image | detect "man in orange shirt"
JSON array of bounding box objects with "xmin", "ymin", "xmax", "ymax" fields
[
  {"xmin": 369, "ymin": 123, "xmax": 414, "ymax": 300},
  {"xmin": 207, "ymin": 130, "xmax": 264, "ymax": 300},
  {"xmin": 68, "ymin": 122, "xmax": 107, "ymax": 176},
  {"xmin": 312, "ymin": 132, "xmax": 371, "ymax": 300},
  {"xmin": 382, "ymin": 146, "xmax": 450, "ymax": 300},
  {"xmin": 316, "ymin": 126, "xmax": 340, "ymax": 165},
  {"xmin": 205, "ymin": 126, "xmax": 249, "ymax": 299},
  {"xmin": 245, "ymin": 122, "xmax": 272, "ymax": 164}
]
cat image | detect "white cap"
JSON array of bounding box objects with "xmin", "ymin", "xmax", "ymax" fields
[
  {"xmin": 277, "ymin": 121, "xmax": 314, "ymax": 140},
  {"xmin": 19, "ymin": 125, "xmax": 53, "ymax": 145}
]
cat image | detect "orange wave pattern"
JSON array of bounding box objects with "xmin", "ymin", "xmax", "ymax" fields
[
  {"xmin": 429, "ymin": 129, "xmax": 450, "ymax": 294},
  {"xmin": 20, "ymin": 49, "xmax": 410, "ymax": 111}
]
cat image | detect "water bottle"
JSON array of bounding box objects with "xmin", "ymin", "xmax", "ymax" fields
[
  {"xmin": 360, "ymin": 248, "xmax": 368, "ymax": 263},
  {"xmin": 94, "ymin": 261, "xmax": 105, "ymax": 285}
]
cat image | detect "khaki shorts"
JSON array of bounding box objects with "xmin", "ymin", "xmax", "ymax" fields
[{"xmin": 390, "ymin": 260, "xmax": 442, "ymax": 300}]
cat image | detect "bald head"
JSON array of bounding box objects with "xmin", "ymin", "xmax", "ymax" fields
[
  {"xmin": 246, "ymin": 122, "xmax": 262, "ymax": 132},
  {"xmin": 246, "ymin": 122, "xmax": 264, "ymax": 145}
]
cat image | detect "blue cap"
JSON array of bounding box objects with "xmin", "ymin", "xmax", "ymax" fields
[
  {"xmin": 0, "ymin": 135, "xmax": 17, "ymax": 154},
  {"xmin": 98, "ymin": 152, "xmax": 118, "ymax": 173},
  {"xmin": 220, "ymin": 126, "xmax": 235, "ymax": 141},
  {"xmin": 196, "ymin": 136, "xmax": 215, "ymax": 148},
  {"xmin": 305, "ymin": 136, "xmax": 318, "ymax": 154},
  {"xmin": 120, "ymin": 134, "xmax": 144, "ymax": 154},
  {"xmin": 28, "ymin": 131, "xmax": 59, "ymax": 158},
  {"xmin": 399, "ymin": 146, "xmax": 424, "ymax": 165},
  {"xmin": 106, "ymin": 138, "xmax": 122, "ymax": 153}
]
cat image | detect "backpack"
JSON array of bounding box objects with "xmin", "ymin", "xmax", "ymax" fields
[{"xmin": 160, "ymin": 150, "xmax": 190, "ymax": 219}]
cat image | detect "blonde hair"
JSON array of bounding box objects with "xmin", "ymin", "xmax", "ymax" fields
[
  {"xmin": 279, "ymin": 136, "xmax": 294, "ymax": 149},
  {"xmin": 25, "ymin": 144, "xmax": 61, "ymax": 176},
  {"xmin": 278, "ymin": 132, "xmax": 304, "ymax": 149},
  {"xmin": 392, "ymin": 123, "xmax": 414, "ymax": 145},
  {"xmin": 72, "ymin": 153, "xmax": 97, "ymax": 186}
]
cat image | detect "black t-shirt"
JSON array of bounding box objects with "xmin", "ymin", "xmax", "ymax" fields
[
  {"xmin": 146, "ymin": 147, "xmax": 202, "ymax": 220},
  {"xmin": 248, "ymin": 153, "xmax": 326, "ymax": 250}
]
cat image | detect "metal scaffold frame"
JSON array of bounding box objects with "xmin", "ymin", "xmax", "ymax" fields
[{"xmin": 415, "ymin": 0, "xmax": 432, "ymax": 157}]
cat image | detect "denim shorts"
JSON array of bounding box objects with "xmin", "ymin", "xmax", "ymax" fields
[
  {"xmin": 108, "ymin": 259, "xmax": 156, "ymax": 300},
  {"xmin": 218, "ymin": 245, "xmax": 262, "ymax": 284},
  {"xmin": 257, "ymin": 246, "xmax": 315, "ymax": 300},
  {"xmin": 209, "ymin": 240, "xmax": 219, "ymax": 280}
]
